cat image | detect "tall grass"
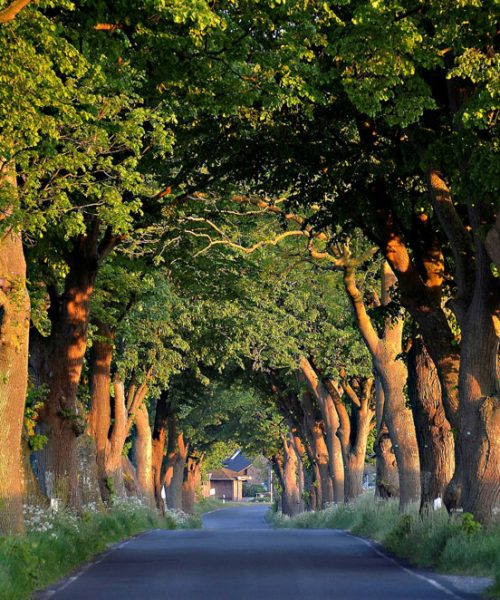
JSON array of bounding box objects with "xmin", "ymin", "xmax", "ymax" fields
[
  {"xmin": 0, "ymin": 499, "xmax": 199, "ymax": 600},
  {"xmin": 270, "ymin": 494, "xmax": 500, "ymax": 598}
]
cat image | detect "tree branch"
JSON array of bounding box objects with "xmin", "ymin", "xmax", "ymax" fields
[
  {"xmin": 187, "ymin": 221, "xmax": 309, "ymax": 258},
  {"xmin": 343, "ymin": 264, "xmax": 380, "ymax": 356},
  {"xmin": 94, "ymin": 23, "xmax": 124, "ymax": 32},
  {"xmin": 0, "ymin": 0, "xmax": 31, "ymax": 24},
  {"xmin": 338, "ymin": 369, "xmax": 362, "ymax": 409},
  {"xmin": 425, "ymin": 168, "xmax": 473, "ymax": 315}
]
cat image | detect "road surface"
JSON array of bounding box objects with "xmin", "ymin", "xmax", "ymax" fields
[{"xmin": 39, "ymin": 504, "xmax": 486, "ymax": 600}]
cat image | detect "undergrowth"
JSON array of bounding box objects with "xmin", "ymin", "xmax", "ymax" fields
[
  {"xmin": 0, "ymin": 498, "xmax": 199, "ymax": 600},
  {"xmin": 270, "ymin": 494, "xmax": 500, "ymax": 598}
]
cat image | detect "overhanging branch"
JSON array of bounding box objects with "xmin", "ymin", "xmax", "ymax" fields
[{"xmin": 0, "ymin": 0, "xmax": 31, "ymax": 24}]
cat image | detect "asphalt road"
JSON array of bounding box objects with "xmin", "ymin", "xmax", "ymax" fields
[{"xmin": 39, "ymin": 504, "xmax": 485, "ymax": 600}]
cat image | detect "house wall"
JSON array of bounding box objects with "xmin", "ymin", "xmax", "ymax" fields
[
  {"xmin": 233, "ymin": 480, "xmax": 243, "ymax": 502},
  {"xmin": 211, "ymin": 480, "xmax": 234, "ymax": 500}
]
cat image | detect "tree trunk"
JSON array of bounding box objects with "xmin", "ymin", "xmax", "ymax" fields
[
  {"xmin": 101, "ymin": 376, "xmax": 130, "ymax": 501},
  {"xmin": 35, "ymin": 240, "xmax": 99, "ymax": 508},
  {"xmin": 300, "ymin": 391, "xmax": 333, "ymax": 508},
  {"xmin": 134, "ymin": 402, "xmax": 154, "ymax": 507},
  {"xmin": 87, "ymin": 321, "xmax": 113, "ymax": 501},
  {"xmin": 377, "ymin": 358, "xmax": 421, "ymax": 508},
  {"xmin": 374, "ymin": 378, "xmax": 399, "ymax": 499},
  {"xmin": 122, "ymin": 455, "xmax": 140, "ymax": 497},
  {"xmin": 272, "ymin": 455, "xmax": 286, "ymax": 513},
  {"xmin": 458, "ymin": 230, "xmax": 500, "ymax": 523},
  {"xmin": 280, "ymin": 434, "xmax": 301, "ymax": 517},
  {"xmin": 343, "ymin": 260, "xmax": 420, "ymax": 509},
  {"xmin": 21, "ymin": 437, "xmax": 48, "ymax": 508},
  {"xmin": 182, "ymin": 456, "xmax": 199, "ymax": 515},
  {"xmin": 300, "ymin": 357, "xmax": 344, "ymax": 503},
  {"xmin": 165, "ymin": 430, "xmax": 188, "ymax": 511},
  {"xmin": 0, "ymin": 173, "xmax": 30, "ymax": 533},
  {"xmin": 374, "ymin": 376, "xmax": 399, "ymax": 499},
  {"xmin": 372, "ymin": 201, "xmax": 463, "ymax": 508},
  {"xmin": 408, "ymin": 336, "xmax": 454, "ymax": 512},
  {"xmin": 290, "ymin": 431, "xmax": 306, "ymax": 513},
  {"xmin": 152, "ymin": 393, "xmax": 169, "ymax": 512},
  {"xmin": 327, "ymin": 377, "xmax": 375, "ymax": 503}
]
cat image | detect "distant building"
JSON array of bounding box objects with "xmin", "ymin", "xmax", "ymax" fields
[
  {"xmin": 223, "ymin": 449, "xmax": 252, "ymax": 474},
  {"xmin": 206, "ymin": 450, "xmax": 268, "ymax": 501},
  {"xmin": 208, "ymin": 467, "xmax": 249, "ymax": 501}
]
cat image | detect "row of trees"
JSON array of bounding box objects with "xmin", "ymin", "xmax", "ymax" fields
[{"xmin": 0, "ymin": 0, "xmax": 498, "ymax": 534}]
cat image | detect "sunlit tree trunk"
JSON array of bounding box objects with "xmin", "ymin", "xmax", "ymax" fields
[
  {"xmin": 279, "ymin": 433, "xmax": 301, "ymax": 517},
  {"xmin": 87, "ymin": 321, "xmax": 114, "ymax": 501},
  {"xmin": 300, "ymin": 390, "xmax": 333, "ymax": 508},
  {"xmin": 343, "ymin": 260, "xmax": 420, "ymax": 509},
  {"xmin": 32, "ymin": 224, "xmax": 120, "ymax": 509},
  {"xmin": 0, "ymin": 164, "xmax": 30, "ymax": 533},
  {"xmin": 300, "ymin": 357, "xmax": 344, "ymax": 503},
  {"xmin": 372, "ymin": 200, "xmax": 462, "ymax": 510},
  {"xmin": 326, "ymin": 377, "xmax": 375, "ymax": 502},
  {"xmin": 134, "ymin": 402, "xmax": 154, "ymax": 507},
  {"xmin": 290, "ymin": 430, "xmax": 306, "ymax": 513}
]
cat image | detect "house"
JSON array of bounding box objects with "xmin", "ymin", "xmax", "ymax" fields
[
  {"xmin": 222, "ymin": 449, "xmax": 252, "ymax": 475},
  {"xmin": 208, "ymin": 467, "xmax": 249, "ymax": 501},
  {"xmin": 206, "ymin": 450, "xmax": 269, "ymax": 501}
]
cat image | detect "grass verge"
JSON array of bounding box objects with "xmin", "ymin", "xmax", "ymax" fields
[
  {"xmin": 269, "ymin": 494, "xmax": 500, "ymax": 598},
  {"xmin": 193, "ymin": 498, "xmax": 241, "ymax": 515},
  {"xmin": 0, "ymin": 498, "xmax": 200, "ymax": 600}
]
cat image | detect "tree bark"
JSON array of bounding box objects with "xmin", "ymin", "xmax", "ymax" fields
[
  {"xmin": 458, "ymin": 214, "xmax": 500, "ymax": 523},
  {"xmin": 122, "ymin": 455, "xmax": 140, "ymax": 497},
  {"xmin": 408, "ymin": 336, "xmax": 454, "ymax": 512},
  {"xmin": 300, "ymin": 390, "xmax": 333, "ymax": 508},
  {"xmin": 374, "ymin": 377, "xmax": 399, "ymax": 499},
  {"xmin": 290, "ymin": 430, "xmax": 306, "ymax": 513},
  {"xmin": 21, "ymin": 437, "xmax": 48, "ymax": 508},
  {"xmin": 152, "ymin": 392, "xmax": 169, "ymax": 512},
  {"xmin": 371, "ymin": 200, "xmax": 462, "ymax": 506},
  {"xmin": 182, "ymin": 456, "xmax": 200, "ymax": 514},
  {"xmin": 134, "ymin": 402, "xmax": 154, "ymax": 507},
  {"xmin": 272, "ymin": 386, "xmax": 316, "ymax": 511},
  {"xmin": 280, "ymin": 433, "xmax": 301, "ymax": 517},
  {"xmin": 33, "ymin": 226, "xmax": 117, "ymax": 508},
  {"xmin": 326, "ymin": 377, "xmax": 375, "ymax": 502},
  {"xmin": 165, "ymin": 427, "xmax": 188, "ymax": 511},
  {"xmin": 0, "ymin": 165, "xmax": 30, "ymax": 534},
  {"xmin": 300, "ymin": 357, "xmax": 344, "ymax": 503},
  {"xmin": 343, "ymin": 260, "xmax": 420, "ymax": 509},
  {"xmin": 87, "ymin": 321, "xmax": 114, "ymax": 501}
]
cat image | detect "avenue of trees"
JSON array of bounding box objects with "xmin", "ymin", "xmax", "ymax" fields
[{"xmin": 0, "ymin": 0, "xmax": 498, "ymax": 535}]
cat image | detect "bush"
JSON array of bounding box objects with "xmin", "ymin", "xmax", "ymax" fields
[{"xmin": 0, "ymin": 498, "xmax": 198, "ymax": 600}]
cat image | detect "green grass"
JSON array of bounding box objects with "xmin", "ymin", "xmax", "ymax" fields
[
  {"xmin": 270, "ymin": 494, "xmax": 500, "ymax": 598},
  {"xmin": 0, "ymin": 499, "xmax": 200, "ymax": 600},
  {"xmin": 193, "ymin": 497, "xmax": 241, "ymax": 515}
]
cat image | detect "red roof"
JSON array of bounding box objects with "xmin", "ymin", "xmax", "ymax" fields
[{"xmin": 210, "ymin": 467, "xmax": 246, "ymax": 481}]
